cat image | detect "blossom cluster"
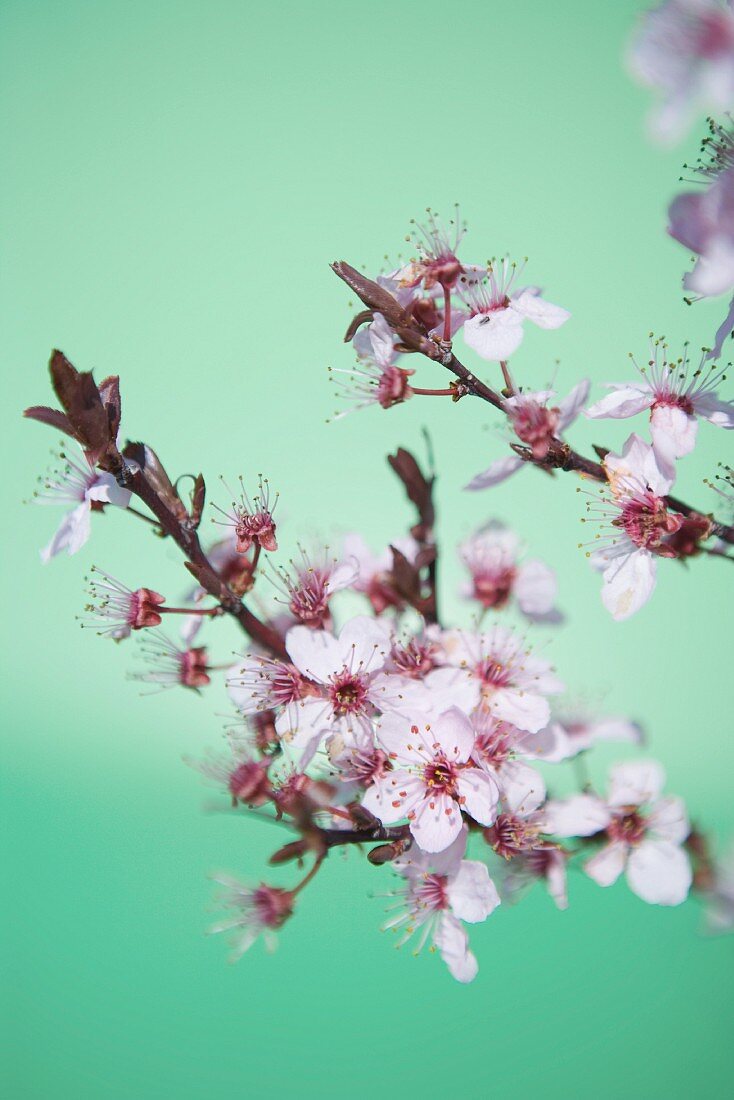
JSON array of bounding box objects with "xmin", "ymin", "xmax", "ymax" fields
[{"xmin": 330, "ymin": 214, "xmax": 733, "ymax": 620}]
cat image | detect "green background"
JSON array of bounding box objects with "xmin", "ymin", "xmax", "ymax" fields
[{"xmin": 2, "ymin": 1, "xmax": 733, "ymax": 1096}]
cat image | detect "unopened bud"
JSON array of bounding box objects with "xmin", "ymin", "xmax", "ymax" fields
[{"xmin": 269, "ymin": 839, "xmax": 309, "ymax": 865}]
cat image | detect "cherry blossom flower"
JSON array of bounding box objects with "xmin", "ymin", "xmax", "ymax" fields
[
  {"xmin": 362, "ymin": 707, "xmax": 500, "ymax": 853},
  {"xmin": 341, "ymin": 532, "xmax": 422, "ymax": 613},
  {"xmin": 586, "ymin": 340, "xmax": 733, "ymax": 472},
  {"xmin": 459, "ymin": 259, "xmax": 570, "ymax": 362},
  {"xmin": 32, "ymin": 444, "xmax": 131, "ymax": 561},
  {"xmin": 133, "ymin": 629, "xmax": 211, "ymax": 691},
  {"xmin": 458, "ymin": 521, "xmax": 560, "ymax": 621},
  {"xmin": 81, "ymin": 567, "xmax": 165, "ymax": 640},
  {"xmin": 545, "ymin": 760, "xmax": 693, "ymax": 906},
  {"xmin": 187, "ymin": 737, "xmax": 273, "ymax": 807},
  {"xmin": 470, "ymin": 712, "xmax": 547, "ymax": 811},
  {"xmin": 209, "ymin": 876, "xmax": 295, "ymax": 959},
  {"xmin": 400, "ymin": 207, "xmax": 466, "ymax": 292},
  {"xmin": 430, "ymin": 626, "xmax": 565, "ymax": 733},
  {"xmin": 212, "ymin": 475, "xmax": 278, "ymax": 554},
  {"xmin": 386, "ymin": 629, "xmax": 441, "ymax": 679},
  {"xmin": 584, "ymin": 434, "xmax": 685, "ymax": 620},
  {"xmin": 483, "ymin": 766, "xmax": 551, "ymax": 848},
  {"xmin": 330, "ymin": 312, "xmax": 415, "ymax": 417},
  {"xmin": 273, "ymin": 616, "xmax": 395, "ymax": 760},
  {"xmin": 465, "ymin": 380, "xmax": 590, "ymax": 491},
  {"xmin": 227, "ymin": 654, "xmax": 317, "ymax": 739},
  {"xmin": 266, "ymin": 547, "xmax": 359, "ymax": 628},
  {"xmin": 383, "ymin": 827, "xmax": 500, "ymax": 983},
  {"xmin": 627, "ymin": 0, "xmax": 734, "ymax": 144}
]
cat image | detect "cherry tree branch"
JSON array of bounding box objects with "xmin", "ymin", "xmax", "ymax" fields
[{"xmin": 331, "ymin": 261, "xmax": 734, "ymax": 546}]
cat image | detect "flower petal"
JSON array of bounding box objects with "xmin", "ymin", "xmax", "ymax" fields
[
  {"xmin": 626, "ymin": 839, "xmax": 692, "ymax": 906},
  {"xmin": 448, "ymin": 861, "xmax": 501, "ymax": 923},
  {"xmin": 544, "ymin": 794, "xmax": 612, "ymax": 838},
  {"xmin": 462, "ymin": 309, "xmax": 525, "ymax": 361},
  {"xmin": 584, "ymin": 841, "xmax": 627, "ymax": 887},
  {"xmin": 434, "ymin": 912, "xmax": 478, "ymax": 983},
  {"xmin": 607, "ymin": 759, "xmax": 665, "ymax": 808},
  {"xmin": 585, "ymin": 385, "xmax": 652, "ymax": 420},
  {"xmin": 464, "ymin": 454, "xmax": 524, "ymax": 491},
  {"xmin": 511, "ymin": 289, "xmax": 570, "ymax": 330},
  {"xmin": 601, "ymin": 547, "xmax": 657, "ymax": 622},
  {"xmin": 456, "ymin": 767, "xmax": 499, "ymax": 826},
  {"xmin": 410, "ymin": 792, "xmax": 463, "ymax": 853}
]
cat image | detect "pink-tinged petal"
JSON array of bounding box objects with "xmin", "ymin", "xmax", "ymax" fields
[
  {"xmin": 605, "ymin": 432, "xmax": 674, "ymax": 497},
  {"xmin": 462, "ymin": 309, "xmax": 525, "ymax": 361},
  {"xmin": 544, "ymin": 794, "xmax": 612, "ymax": 838},
  {"xmin": 585, "ymin": 385, "xmax": 652, "ymax": 420},
  {"xmin": 608, "ymin": 759, "xmax": 665, "ymax": 808},
  {"xmin": 434, "ymin": 913, "xmax": 478, "ymax": 983},
  {"xmin": 601, "ymin": 547, "xmax": 657, "ymax": 622},
  {"xmin": 497, "ymin": 760, "xmax": 545, "ymax": 815},
  {"xmin": 410, "ymin": 792, "xmax": 463, "ymax": 853},
  {"xmin": 448, "ymin": 861, "xmax": 500, "ymax": 923},
  {"xmin": 433, "ymin": 707, "xmax": 476, "ymax": 763},
  {"xmin": 86, "ymin": 472, "xmax": 131, "ymax": 508},
  {"xmin": 626, "ymin": 840, "xmax": 692, "ymax": 906},
  {"xmin": 685, "ymin": 239, "xmax": 734, "ymax": 298},
  {"xmin": 368, "ymin": 312, "xmax": 397, "ymax": 367},
  {"xmin": 647, "ymin": 795, "xmax": 689, "ymax": 845},
  {"xmin": 668, "ymin": 191, "xmax": 708, "ymax": 254},
  {"xmin": 337, "ymin": 615, "xmax": 390, "ymax": 671},
  {"xmin": 404, "ymin": 824, "xmax": 468, "ymax": 877},
  {"xmin": 557, "ymin": 378, "xmax": 591, "ymax": 431},
  {"xmin": 546, "ymin": 851, "xmax": 569, "ymax": 911},
  {"xmin": 285, "ymin": 625, "xmax": 341, "ymax": 683},
  {"xmin": 709, "ymin": 294, "xmax": 734, "ymax": 361},
  {"xmin": 519, "ymin": 721, "xmax": 575, "ymax": 763},
  {"xmin": 584, "ymin": 842, "xmax": 627, "ymax": 887},
  {"xmin": 41, "ymin": 502, "xmax": 91, "ymax": 562},
  {"xmin": 456, "ymin": 767, "xmax": 499, "ymax": 826},
  {"xmin": 284, "ymin": 698, "xmax": 330, "ymax": 745},
  {"xmin": 421, "ymin": 666, "xmax": 481, "ymax": 714},
  {"xmin": 511, "ymin": 289, "xmax": 570, "ymax": 330},
  {"xmin": 374, "ymin": 711, "xmax": 431, "ymax": 766},
  {"xmin": 465, "ymin": 453, "xmax": 524, "ymax": 491},
  {"xmin": 693, "ymin": 390, "xmax": 734, "ymax": 428},
  {"xmin": 514, "ymin": 559, "xmax": 558, "ymax": 616},
  {"xmin": 489, "ymin": 689, "xmax": 550, "ymax": 734},
  {"xmin": 586, "ymin": 717, "xmax": 644, "ymax": 747},
  {"xmin": 361, "ymin": 770, "xmax": 423, "ymax": 825},
  {"xmin": 650, "ymin": 403, "xmax": 698, "ymax": 460},
  {"xmin": 327, "ymin": 558, "xmax": 361, "ymax": 592}
]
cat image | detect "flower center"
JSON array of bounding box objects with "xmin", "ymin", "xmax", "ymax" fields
[
  {"xmin": 377, "ymin": 366, "xmax": 413, "ymax": 409},
  {"xmin": 473, "ymin": 567, "xmax": 516, "ymax": 609},
  {"xmin": 422, "ymin": 756, "xmax": 459, "ymax": 797},
  {"xmin": 413, "ymin": 873, "xmax": 450, "ymax": 912},
  {"xmin": 180, "ymin": 647, "xmax": 210, "ymax": 688},
  {"xmin": 477, "ymin": 658, "xmax": 511, "ymax": 690},
  {"xmin": 329, "ymin": 670, "xmax": 369, "ymax": 716},
  {"xmin": 511, "ymin": 402, "xmax": 560, "ymax": 460},
  {"xmin": 607, "ymin": 810, "xmax": 647, "ymax": 846},
  {"xmin": 653, "ymin": 393, "xmax": 694, "ymax": 415},
  {"xmin": 252, "ymin": 885, "xmax": 294, "ymax": 929},
  {"xmin": 615, "ymin": 495, "xmax": 683, "ymax": 550},
  {"xmin": 485, "ymin": 813, "xmax": 541, "ymax": 859}
]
